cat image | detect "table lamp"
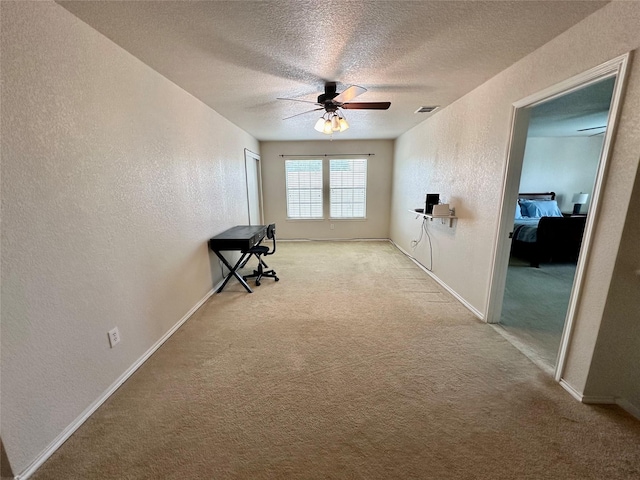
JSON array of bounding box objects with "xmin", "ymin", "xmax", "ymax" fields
[{"xmin": 571, "ymin": 192, "xmax": 589, "ymax": 214}]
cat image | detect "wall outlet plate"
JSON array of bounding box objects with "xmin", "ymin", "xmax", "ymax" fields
[{"xmin": 108, "ymin": 327, "xmax": 121, "ymax": 348}]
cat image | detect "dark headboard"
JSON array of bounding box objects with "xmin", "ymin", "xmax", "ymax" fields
[{"xmin": 518, "ymin": 192, "xmax": 555, "ymax": 201}]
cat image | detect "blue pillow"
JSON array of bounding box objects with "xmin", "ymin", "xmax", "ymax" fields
[
  {"xmin": 520, "ymin": 199, "xmax": 563, "ymax": 218},
  {"xmin": 518, "ymin": 199, "xmax": 533, "ymax": 217},
  {"xmin": 515, "ymin": 202, "xmax": 523, "ymax": 219}
]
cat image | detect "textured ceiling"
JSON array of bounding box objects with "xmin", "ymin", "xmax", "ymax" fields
[
  {"xmin": 57, "ymin": 1, "xmax": 608, "ymax": 141},
  {"xmin": 528, "ymin": 76, "xmax": 615, "ymax": 137}
]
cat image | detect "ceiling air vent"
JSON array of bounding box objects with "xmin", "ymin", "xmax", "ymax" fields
[{"xmin": 415, "ymin": 106, "xmax": 439, "ymax": 114}]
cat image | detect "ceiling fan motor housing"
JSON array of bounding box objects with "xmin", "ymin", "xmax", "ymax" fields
[{"xmin": 317, "ymin": 82, "xmax": 339, "ymax": 105}]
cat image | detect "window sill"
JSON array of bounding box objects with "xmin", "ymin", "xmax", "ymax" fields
[
  {"xmin": 286, "ymin": 218, "xmax": 325, "ymax": 222},
  {"xmin": 286, "ymin": 218, "xmax": 368, "ymax": 222}
]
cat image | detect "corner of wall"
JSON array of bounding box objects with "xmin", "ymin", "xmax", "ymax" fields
[
  {"xmin": 1, "ymin": 438, "xmax": 15, "ymax": 479},
  {"xmin": 583, "ymin": 162, "xmax": 640, "ymax": 415}
]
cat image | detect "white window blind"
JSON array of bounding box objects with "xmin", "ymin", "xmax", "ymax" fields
[
  {"xmin": 330, "ymin": 159, "xmax": 367, "ymax": 218},
  {"xmin": 285, "ymin": 159, "xmax": 323, "ymax": 219}
]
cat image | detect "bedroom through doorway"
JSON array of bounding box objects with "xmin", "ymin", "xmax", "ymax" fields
[
  {"xmin": 497, "ymin": 76, "xmax": 616, "ymax": 372},
  {"xmin": 485, "ymin": 53, "xmax": 630, "ymax": 382}
]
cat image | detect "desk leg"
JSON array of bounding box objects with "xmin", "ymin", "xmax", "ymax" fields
[
  {"xmin": 240, "ymin": 253, "xmax": 269, "ymax": 270},
  {"xmin": 239, "ymin": 253, "xmax": 253, "ymax": 269},
  {"xmin": 214, "ymin": 251, "xmax": 253, "ymax": 293}
]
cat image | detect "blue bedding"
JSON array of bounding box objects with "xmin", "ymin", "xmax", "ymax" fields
[{"xmin": 513, "ymin": 217, "xmax": 541, "ymax": 243}]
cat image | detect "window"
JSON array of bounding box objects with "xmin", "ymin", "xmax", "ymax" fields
[
  {"xmin": 330, "ymin": 159, "xmax": 367, "ymax": 218},
  {"xmin": 285, "ymin": 159, "xmax": 323, "ymax": 219}
]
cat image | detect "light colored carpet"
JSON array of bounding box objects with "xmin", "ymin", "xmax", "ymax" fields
[
  {"xmin": 32, "ymin": 241, "xmax": 639, "ymax": 479},
  {"xmin": 500, "ymin": 257, "xmax": 577, "ymax": 368}
]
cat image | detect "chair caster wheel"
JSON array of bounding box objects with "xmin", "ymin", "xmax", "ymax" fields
[
  {"xmin": 256, "ymin": 280, "xmax": 261, "ymax": 286},
  {"xmin": 275, "ymin": 277, "xmax": 279, "ymax": 281}
]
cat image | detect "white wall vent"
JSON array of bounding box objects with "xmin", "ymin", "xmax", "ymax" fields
[{"xmin": 414, "ymin": 106, "xmax": 440, "ymax": 113}]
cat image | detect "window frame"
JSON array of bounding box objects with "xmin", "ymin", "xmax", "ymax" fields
[
  {"xmin": 284, "ymin": 157, "xmax": 369, "ymax": 221},
  {"xmin": 284, "ymin": 159, "xmax": 324, "ymax": 220},
  {"xmin": 329, "ymin": 158, "xmax": 368, "ymax": 220}
]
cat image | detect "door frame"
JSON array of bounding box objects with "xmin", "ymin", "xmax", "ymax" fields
[
  {"xmin": 485, "ymin": 53, "xmax": 630, "ymax": 381},
  {"xmin": 244, "ymin": 148, "xmax": 264, "ymax": 225}
]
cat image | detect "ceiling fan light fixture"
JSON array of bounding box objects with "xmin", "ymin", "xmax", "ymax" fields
[
  {"xmin": 331, "ymin": 114, "xmax": 340, "ymax": 132},
  {"xmin": 338, "ymin": 116, "xmax": 349, "ymax": 132},
  {"xmin": 322, "ymin": 119, "xmax": 333, "ymax": 135},
  {"xmin": 314, "ymin": 117, "xmax": 326, "ymax": 132}
]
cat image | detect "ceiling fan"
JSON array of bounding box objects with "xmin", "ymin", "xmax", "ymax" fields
[
  {"xmin": 277, "ymin": 82, "xmax": 391, "ymax": 134},
  {"xmin": 577, "ymin": 125, "xmax": 607, "ymax": 137}
]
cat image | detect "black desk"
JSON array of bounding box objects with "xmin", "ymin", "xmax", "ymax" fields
[{"xmin": 208, "ymin": 225, "xmax": 267, "ymax": 293}]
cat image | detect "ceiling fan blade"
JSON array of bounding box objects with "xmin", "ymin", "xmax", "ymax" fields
[
  {"xmin": 277, "ymin": 97, "xmax": 320, "ymax": 105},
  {"xmin": 342, "ymin": 102, "xmax": 391, "ymax": 110},
  {"xmin": 333, "ymin": 85, "xmax": 367, "ymax": 103},
  {"xmin": 577, "ymin": 125, "xmax": 606, "ymax": 132},
  {"xmin": 283, "ymin": 107, "xmax": 324, "ymax": 120}
]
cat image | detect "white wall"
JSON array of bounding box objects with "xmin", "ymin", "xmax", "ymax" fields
[
  {"xmin": 260, "ymin": 140, "xmax": 394, "ymax": 239},
  {"xmin": 519, "ymin": 136, "xmax": 604, "ymax": 213},
  {"xmin": 390, "ymin": 1, "xmax": 640, "ymax": 408},
  {"xmin": 391, "ymin": 81, "xmax": 510, "ymax": 312},
  {"xmin": 0, "ymin": 1, "xmax": 258, "ymax": 475}
]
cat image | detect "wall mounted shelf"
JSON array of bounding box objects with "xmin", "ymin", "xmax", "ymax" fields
[{"xmin": 408, "ymin": 209, "xmax": 457, "ymax": 227}]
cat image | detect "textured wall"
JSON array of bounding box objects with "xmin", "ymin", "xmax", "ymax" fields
[
  {"xmin": 390, "ymin": 1, "xmax": 640, "ymax": 403},
  {"xmin": 260, "ymin": 140, "xmax": 394, "ymax": 239},
  {"xmin": 585, "ymin": 151, "xmax": 640, "ymax": 410},
  {"xmin": 519, "ymin": 136, "xmax": 605, "ymax": 213},
  {"xmin": 1, "ymin": 1, "xmax": 258, "ymax": 474},
  {"xmin": 392, "ymin": 79, "xmax": 509, "ymax": 311}
]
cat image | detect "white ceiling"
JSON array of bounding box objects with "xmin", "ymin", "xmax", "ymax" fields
[
  {"xmin": 58, "ymin": 1, "xmax": 608, "ymax": 141},
  {"xmin": 527, "ymin": 76, "xmax": 615, "ymax": 137}
]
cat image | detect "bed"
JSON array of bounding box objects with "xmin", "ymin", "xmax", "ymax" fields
[{"xmin": 511, "ymin": 192, "xmax": 587, "ymax": 267}]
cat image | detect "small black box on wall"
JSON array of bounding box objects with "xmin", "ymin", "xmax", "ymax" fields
[{"xmin": 425, "ymin": 194, "xmax": 440, "ymax": 214}]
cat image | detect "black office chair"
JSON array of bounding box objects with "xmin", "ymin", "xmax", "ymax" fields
[{"xmin": 243, "ymin": 223, "xmax": 279, "ymax": 286}]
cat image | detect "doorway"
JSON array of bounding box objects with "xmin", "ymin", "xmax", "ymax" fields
[
  {"xmin": 244, "ymin": 149, "xmax": 263, "ymax": 225},
  {"xmin": 499, "ymin": 77, "xmax": 614, "ymax": 370},
  {"xmin": 486, "ymin": 54, "xmax": 629, "ymax": 380}
]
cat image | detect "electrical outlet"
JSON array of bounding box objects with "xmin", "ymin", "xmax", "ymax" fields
[
  {"xmin": 108, "ymin": 327, "xmax": 121, "ymax": 348},
  {"xmin": 330, "ymin": 223, "xmax": 335, "ymax": 230}
]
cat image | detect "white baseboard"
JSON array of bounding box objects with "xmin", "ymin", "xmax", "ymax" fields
[
  {"xmin": 616, "ymin": 398, "xmax": 640, "ymax": 420},
  {"xmin": 559, "ymin": 379, "xmax": 584, "ymax": 402},
  {"xmin": 16, "ymin": 287, "xmax": 217, "ymax": 480},
  {"xmin": 582, "ymin": 394, "xmax": 640, "ymax": 420},
  {"xmin": 581, "ymin": 394, "xmax": 617, "ymax": 404},
  {"xmin": 390, "ymin": 241, "xmax": 484, "ymax": 321},
  {"xmin": 559, "ymin": 381, "xmax": 640, "ymax": 420},
  {"xmin": 279, "ymin": 237, "xmax": 390, "ymax": 242}
]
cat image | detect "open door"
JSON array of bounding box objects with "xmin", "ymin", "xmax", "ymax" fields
[{"xmin": 486, "ymin": 54, "xmax": 629, "ymax": 379}]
